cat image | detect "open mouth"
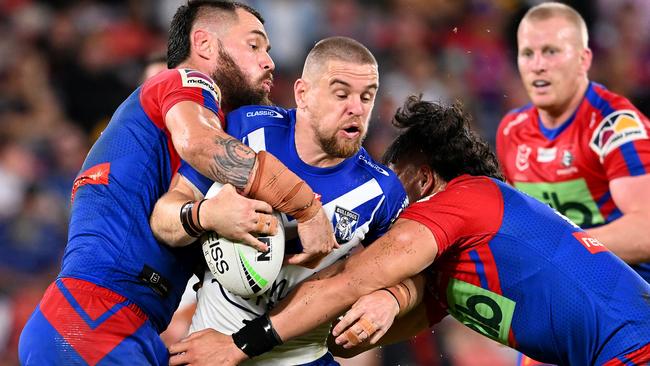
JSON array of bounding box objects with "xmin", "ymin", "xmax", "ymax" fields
[{"xmin": 532, "ymin": 80, "xmax": 551, "ymax": 88}]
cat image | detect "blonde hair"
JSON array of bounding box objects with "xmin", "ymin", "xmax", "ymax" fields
[{"xmin": 520, "ymin": 2, "xmax": 589, "ymax": 48}]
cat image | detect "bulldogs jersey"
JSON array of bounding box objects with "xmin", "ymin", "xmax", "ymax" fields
[
  {"xmin": 496, "ymin": 82, "xmax": 650, "ymax": 280},
  {"xmin": 401, "ymin": 175, "xmax": 650, "ymax": 365},
  {"xmin": 60, "ymin": 69, "xmax": 222, "ymax": 332},
  {"xmin": 179, "ymin": 105, "xmax": 408, "ymax": 365}
]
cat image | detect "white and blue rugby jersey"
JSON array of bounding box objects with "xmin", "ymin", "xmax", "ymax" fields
[{"xmin": 179, "ymin": 105, "xmax": 408, "ymax": 365}]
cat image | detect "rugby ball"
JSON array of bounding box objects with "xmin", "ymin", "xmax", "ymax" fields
[{"xmin": 200, "ymin": 182, "xmax": 285, "ymax": 297}]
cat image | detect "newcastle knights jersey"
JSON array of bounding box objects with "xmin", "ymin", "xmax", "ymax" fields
[
  {"xmin": 496, "ymin": 82, "xmax": 650, "ymax": 280},
  {"xmin": 179, "ymin": 105, "xmax": 408, "ymax": 365},
  {"xmin": 60, "ymin": 69, "xmax": 223, "ymax": 332},
  {"xmin": 401, "ymin": 175, "xmax": 650, "ymax": 365}
]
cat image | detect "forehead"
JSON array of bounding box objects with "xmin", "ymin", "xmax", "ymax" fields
[
  {"xmin": 517, "ymin": 17, "xmax": 579, "ymax": 48},
  {"xmin": 227, "ymin": 9, "xmax": 269, "ymax": 41},
  {"xmin": 322, "ymin": 60, "xmax": 378, "ymax": 87}
]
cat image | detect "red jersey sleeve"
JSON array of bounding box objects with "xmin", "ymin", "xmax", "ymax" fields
[
  {"xmin": 139, "ymin": 69, "xmax": 224, "ymax": 130},
  {"xmin": 399, "ymin": 175, "xmax": 503, "ymax": 257},
  {"xmin": 588, "ymin": 87, "xmax": 650, "ymax": 180}
]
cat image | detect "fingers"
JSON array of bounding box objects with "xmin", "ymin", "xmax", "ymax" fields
[
  {"xmin": 252, "ymin": 199, "xmax": 273, "ymax": 214},
  {"xmin": 253, "ymin": 212, "xmax": 278, "ymax": 236},
  {"xmin": 336, "ymin": 317, "xmax": 378, "ymax": 348},
  {"xmin": 240, "ymin": 233, "xmax": 269, "ymax": 252},
  {"xmin": 332, "ymin": 309, "xmax": 362, "ymax": 336}
]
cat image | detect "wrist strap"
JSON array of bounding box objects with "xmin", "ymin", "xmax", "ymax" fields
[
  {"xmin": 232, "ymin": 314, "xmax": 283, "ymax": 358},
  {"xmin": 180, "ymin": 200, "xmax": 205, "ymax": 238}
]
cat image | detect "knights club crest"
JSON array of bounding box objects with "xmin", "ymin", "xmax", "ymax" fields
[{"xmin": 333, "ymin": 206, "xmax": 360, "ymax": 244}]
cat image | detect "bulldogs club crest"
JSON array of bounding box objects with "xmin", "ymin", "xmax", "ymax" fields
[{"xmin": 334, "ymin": 206, "xmax": 359, "ymax": 244}]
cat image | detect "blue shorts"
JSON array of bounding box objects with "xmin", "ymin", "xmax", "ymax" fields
[
  {"xmin": 19, "ymin": 278, "xmax": 168, "ymax": 365},
  {"xmin": 299, "ymin": 352, "xmax": 339, "ymax": 366}
]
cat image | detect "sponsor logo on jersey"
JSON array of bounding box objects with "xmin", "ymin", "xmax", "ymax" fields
[
  {"xmin": 179, "ymin": 69, "xmax": 222, "ymax": 106},
  {"xmin": 515, "ymin": 144, "xmax": 532, "ymax": 171},
  {"xmin": 561, "ymin": 150, "xmax": 574, "ymax": 167},
  {"xmin": 536, "ymin": 147, "xmax": 557, "ymax": 163},
  {"xmin": 503, "ymin": 112, "xmax": 528, "ymax": 136},
  {"xmin": 71, "ymin": 162, "xmax": 110, "ymax": 203},
  {"xmin": 589, "ymin": 109, "xmax": 647, "ymax": 160},
  {"xmin": 358, "ymin": 155, "xmax": 389, "ymax": 176},
  {"xmin": 514, "ymin": 179, "xmax": 604, "ymax": 228},
  {"xmin": 245, "ymin": 109, "xmax": 284, "ymax": 119},
  {"xmin": 447, "ymin": 278, "xmax": 516, "ymax": 346},
  {"xmin": 572, "ymin": 231, "xmax": 608, "ymax": 254},
  {"xmin": 334, "ymin": 206, "xmax": 360, "ymax": 243}
]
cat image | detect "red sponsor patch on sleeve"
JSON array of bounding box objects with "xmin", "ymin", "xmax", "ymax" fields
[{"xmin": 572, "ymin": 231, "xmax": 608, "ymax": 254}]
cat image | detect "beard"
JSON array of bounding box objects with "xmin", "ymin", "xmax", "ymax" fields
[
  {"xmin": 317, "ymin": 124, "xmax": 366, "ymax": 159},
  {"xmin": 210, "ymin": 44, "xmax": 272, "ymax": 110}
]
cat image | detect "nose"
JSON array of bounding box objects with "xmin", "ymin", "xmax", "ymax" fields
[
  {"xmin": 347, "ymin": 95, "xmax": 364, "ymax": 116},
  {"xmin": 531, "ymin": 52, "xmax": 546, "ymax": 73},
  {"xmin": 261, "ymin": 51, "xmax": 275, "ymax": 72}
]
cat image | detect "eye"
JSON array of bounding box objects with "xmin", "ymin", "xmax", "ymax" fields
[
  {"xmin": 250, "ymin": 44, "xmax": 258, "ymax": 50},
  {"xmin": 335, "ymin": 92, "xmax": 347, "ymax": 100},
  {"xmin": 361, "ymin": 93, "xmax": 374, "ymax": 103}
]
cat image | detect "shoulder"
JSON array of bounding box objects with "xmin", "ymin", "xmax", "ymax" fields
[
  {"xmin": 353, "ymin": 149, "xmax": 403, "ymax": 190},
  {"xmin": 143, "ymin": 69, "xmax": 221, "ymax": 103},
  {"xmin": 226, "ymin": 105, "xmax": 292, "ymax": 136},
  {"xmin": 497, "ymin": 103, "xmax": 534, "ymax": 137},
  {"xmin": 586, "ymin": 82, "xmax": 650, "ymax": 158}
]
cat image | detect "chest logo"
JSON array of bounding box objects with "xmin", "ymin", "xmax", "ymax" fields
[
  {"xmin": 334, "ymin": 206, "xmax": 360, "ymax": 244},
  {"xmin": 515, "ymin": 144, "xmax": 532, "ymax": 171}
]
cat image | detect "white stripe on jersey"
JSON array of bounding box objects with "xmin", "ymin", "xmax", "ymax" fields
[{"xmin": 246, "ymin": 128, "xmax": 266, "ymax": 152}]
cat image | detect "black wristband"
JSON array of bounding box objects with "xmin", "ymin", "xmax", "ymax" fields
[
  {"xmin": 232, "ymin": 314, "xmax": 283, "ymax": 358},
  {"xmin": 180, "ymin": 201, "xmax": 202, "ymax": 237}
]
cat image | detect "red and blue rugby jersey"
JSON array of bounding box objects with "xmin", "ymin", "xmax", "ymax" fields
[
  {"xmin": 60, "ymin": 69, "xmax": 222, "ymax": 332},
  {"xmin": 496, "ymin": 82, "xmax": 650, "ymax": 280},
  {"xmin": 401, "ymin": 175, "xmax": 650, "ymax": 365}
]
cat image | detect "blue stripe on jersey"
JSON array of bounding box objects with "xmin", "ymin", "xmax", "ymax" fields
[
  {"xmin": 538, "ymin": 107, "xmax": 579, "ymax": 140},
  {"xmin": 202, "ymin": 89, "xmax": 219, "ymax": 116},
  {"xmin": 56, "ymin": 280, "xmax": 126, "ymax": 330},
  {"xmin": 585, "ymin": 82, "xmax": 616, "ymax": 118},
  {"xmin": 619, "ymin": 142, "xmax": 647, "ymax": 176},
  {"xmin": 606, "ymin": 207, "xmax": 623, "ymax": 223},
  {"xmin": 468, "ymin": 250, "xmax": 490, "ymax": 289},
  {"xmin": 179, "ymin": 161, "xmax": 212, "ymax": 193}
]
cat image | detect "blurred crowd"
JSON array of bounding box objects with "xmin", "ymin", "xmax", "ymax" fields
[{"xmin": 0, "ymin": 0, "xmax": 648, "ymax": 365}]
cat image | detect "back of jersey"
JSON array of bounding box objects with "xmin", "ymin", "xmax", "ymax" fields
[{"xmin": 492, "ymin": 179, "xmax": 650, "ymax": 365}]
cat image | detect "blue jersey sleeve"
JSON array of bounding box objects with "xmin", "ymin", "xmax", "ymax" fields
[
  {"xmin": 178, "ymin": 161, "xmax": 213, "ymax": 195},
  {"xmin": 362, "ymin": 177, "xmax": 409, "ymax": 246}
]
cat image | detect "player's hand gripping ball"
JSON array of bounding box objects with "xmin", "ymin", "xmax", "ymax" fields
[{"xmin": 201, "ymin": 182, "xmax": 285, "ymax": 297}]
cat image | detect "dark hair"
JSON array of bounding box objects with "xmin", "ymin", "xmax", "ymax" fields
[
  {"xmin": 383, "ymin": 95, "xmax": 504, "ymax": 182},
  {"xmin": 167, "ymin": 0, "xmax": 264, "ymax": 68}
]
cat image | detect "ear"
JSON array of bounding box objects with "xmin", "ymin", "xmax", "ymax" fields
[
  {"xmin": 418, "ymin": 165, "xmax": 436, "ymax": 197},
  {"xmin": 294, "ymin": 78, "xmax": 308, "ymax": 109},
  {"xmin": 580, "ymin": 47, "xmax": 593, "ymax": 74},
  {"xmin": 192, "ymin": 29, "xmax": 213, "ymax": 61}
]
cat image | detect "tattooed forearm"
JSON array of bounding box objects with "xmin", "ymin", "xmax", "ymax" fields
[{"xmin": 208, "ymin": 135, "xmax": 256, "ymax": 189}]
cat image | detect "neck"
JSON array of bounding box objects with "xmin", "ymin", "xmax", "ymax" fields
[
  {"xmin": 538, "ymin": 79, "xmax": 589, "ymax": 129},
  {"xmin": 294, "ymin": 113, "xmax": 345, "ymax": 168}
]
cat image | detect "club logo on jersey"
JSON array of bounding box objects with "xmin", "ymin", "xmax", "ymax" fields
[
  {"xmin": 334, "ymin": 206, "xmax": 359, "ymax": 243},
  {"xmin": 245, "ymin": 109, "xmax": 283, "ymax": 118},
  {"xmin": 561, "ymin": 150, "xmax": 574, "ymax": 167},
  {"xmin": 572, "ymin": 231, "xmax": 608, "ymax": 254},
  {"xmin": 515, "ymin": 144, "xmax": 532, "ymax": 171},
  {"xmin": 536, "ymin": 147, "xmax": 556, "ymax": 163},
  {"xmin": 179, "ymin": 69, "xmax": 222, "ymax": 107},
  {"xmin": 589, "ymin": 110, "xmax": 647, "ymax": 160}
]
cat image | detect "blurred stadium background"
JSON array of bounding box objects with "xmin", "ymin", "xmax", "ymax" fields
[{"xmin": 0, "ymin": 0, "xmax": 648, "ymax": 365}]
